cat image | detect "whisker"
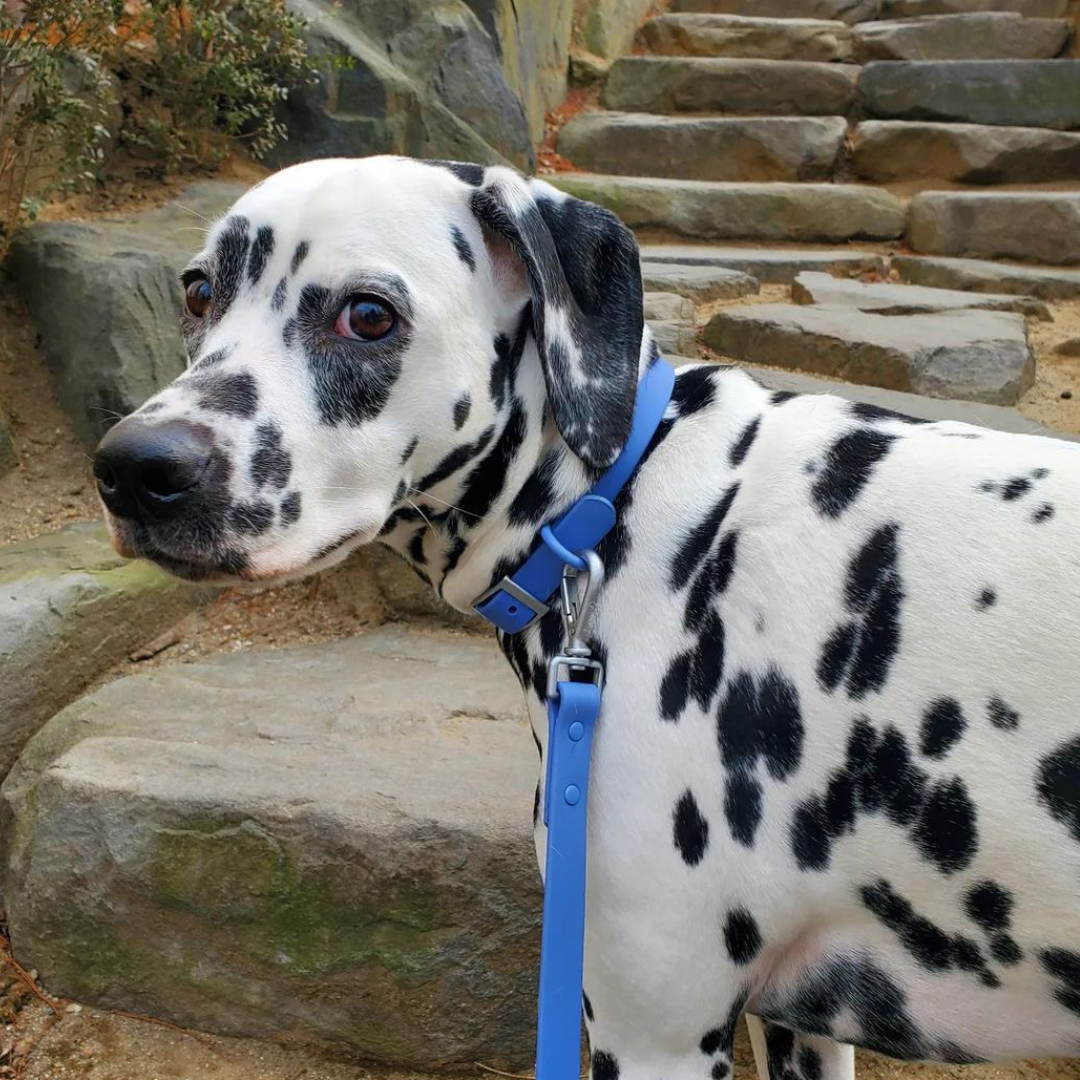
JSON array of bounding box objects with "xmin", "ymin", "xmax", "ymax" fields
[
  {"xmin": 406, "ymin": 496, "xmax": 437, "ymax": 534},
  {"xmin": 174, "ymin": 203, "xmax": 213, "ymax": 225},
  {"xmin": 407, "ymin": 485, "xmax": 482, "ymax": 520}
]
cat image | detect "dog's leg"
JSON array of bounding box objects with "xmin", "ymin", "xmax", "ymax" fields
[{"xmin": 752, "ymin": 1019, "xmax": 854, "ymax": 1080}]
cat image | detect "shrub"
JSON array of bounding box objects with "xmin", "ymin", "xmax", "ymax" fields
[
  {"xmin": 0, "ymin": 0, "xmax": 117, "ymax": 256},
  {"xmin": 117, "ymin": 0, "xmax": 314, "ymax": 174}
]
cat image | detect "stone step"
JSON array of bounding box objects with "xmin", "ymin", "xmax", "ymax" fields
[
  {"xmin": 908, "ymin": 191, "xmax": 1080, "ymax": 265},
  {"xmin": 670, "ymin": 0, "xmax": 881, "ymax": 23},
  {"xmin": 641, "ymin": 261, "xmax": 762, "ymax": 301},
  {"xmin": 602, "ymin": 56, "xmax": 859, "ymax": 116},
  {"xmin": 858, "ymin": 60, "xmax": 1080, "ymax": 130},
  {"xmin": 639, "ymin": 244, "xmax": 888, "ymax": 283},
  {"xmin": 639, "ymin": 14, "xmax": 855, "ymax": 61},
  {"xmin": 894, "ymin": 254, "xmax": 1080, "ymax": 298},
  {"xmin": 851, "ymin": 120, "xmax": 1080, "ymax": 184},
  {"xmin": 703, "ymin": 304, "xmax": 1034, "ymax": 404},
  {"xmin": 880, "ymin": 0, "xmax": 1068, "ymax": 17},
  {"xmin": 644, "ymin": 292, "xmax": 698, "ymax": 354},
  {"xmin": 853, "ymin": 12, "xmax": 1071, "ymax": 61},
  {"xmin": 558, "ymin": 113, "xmax": 846, "ymax": 182},
  {"xmin": 791, "ymin": 270, "xmax": 1051, "ymax": 318},
  {"xmin": 1, "ymin": 627, "xmax": 538, "ymax": 1067},
  {"xmin": 550, "ymin": 175, "xmax": 905, "ymax": 243}
]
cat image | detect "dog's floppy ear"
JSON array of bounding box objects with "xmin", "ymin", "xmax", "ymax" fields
[{"xmin": 470, "ymin": 169, "xmax": 644, "ymax": 469}]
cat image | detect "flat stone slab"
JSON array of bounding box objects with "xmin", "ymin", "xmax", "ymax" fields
[
  {"xmin": 858, "ymin": 60, "xmax": 1080, "ymax": 130},
  {"xmin": 0, "ymin": 523, "xmax": 215, "ymax": 781},
  {"xmin": 853, "ymin": 12, "xmax": 1070, "ymax": 60},
  {"xmin": 602, "ymin": 56, "xmax": 859, "ymax": 115},
  {"xmin": 791, "ymin": 270, "xmax": 1051, "ymax": 318},
  {"xmin": 640, "ymin": 244, "xmax": 888, "ymax": 283},
  {"xmin": 8, "ymin": 182, "xmax": 248, "ymax": 450},
  {"xmin": 641, "ymin": 261, "xmax": 761, "ymax": 301},
  {"xmin": 881, "ymin": 0, "xmax": 1067, "ymax": 16},
  {"xmin": 1, "ymin": 627, "xmax": 538, "ymax": 1067},
  {"xmin": 645, "ymin": 292, "xmax": 698, "ymax": 354},
  {"xmin": 640, "ymin": 14, "xmax": 855, "ymax": 61},
  {"xmin": 907, "ymin": 191, "xmax": 1080, "ymax": 265},
  {"xmin": 558, "ymin": 113, "xmax": 846, "ymax": 182},
  {"xmin": 551, "ymin": 174, "xmax": 906, "ymax": 243},
  {"xmin": 893, "ymin": 254, "xmax": 1080, "ymax": 299},
  {"xmin": 851, "ymin": 120, "xmax": 1080, "ymax": 184},
  {"xmin": 671, "ymin": 0, "xmax": 882, "ymax": 23},
  {"xmin": 703, "ymin": 303, "xmax": 1034, "ymax": 404}
]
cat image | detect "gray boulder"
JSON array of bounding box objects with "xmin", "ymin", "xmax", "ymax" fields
[
  {"xmin": 644, "ymin": 291, "xmax": 697, "ymax": 355},
  {"xmin": 641, "ymin": 262, "xmax": 761, "ymax": 302},
  {"xmin": 791, "ymin": 270, "xmax": 1051, "ymax": 318},
  {"xmin": 0, "ymin": 523, "xmax": 216, "ymax": 782},
  {"xmin": 893, "ymin": 254, "xmax": 1080, "ymax": 299},
  {"xmin": 703, "ymin": 304, "xmax": 1034, "ymax": 404},
  {"xmin": 9, "ymin": 182, "xmax": 246, "ymax": 450},
  {"xmin": 639, "ymin": 14, "xmax": 855, "ymax": 61},
  {"xmin": 576, "ymin": 0, "xmax": 655, "ymax": 59},
  {"xmin": 853, "ymin": 12, "xmax": 1070, "ymax": 60},
  {"xmin": 1, "ymin": 627, "xmax": 539, "ymax": 1068}
]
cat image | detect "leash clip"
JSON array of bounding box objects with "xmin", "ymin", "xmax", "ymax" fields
[{"xmin": 546, "ymin": 550, "xmax": 605, "ymax": 699}]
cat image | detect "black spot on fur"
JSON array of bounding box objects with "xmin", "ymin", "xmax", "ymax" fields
[
  {"xmin": 453, "ymin": 394, "xmax": 472, "ymax": 430},
  {"xmin": 849, "ymin": 402, "xmax": 928, "ymax": 425},
  {"xmin": 211, "ymin": 215, "xmax": 251, "ymax": 317},
  {"xmin": 991, "ymin": 934, "xmax": 1023, "ymax": 966},
  {"xmin": 400, "ymin": 436, "xmax": 419, "ymax": 465},
  {"xmin": 418, "ymin": 425, "xmax": 496, "ymax": 491},
  {"xmin": 247, "ymin": 225, "xmax": 274, "ymax": 286},
  {"xmin": 965, "ymin": 882, "xmax": 1013, "ymax": 933},
  {"xmin": 582, "ymin": 992, "xmax": 594, "ymax": 1022},
  {"xmin": 1037, "ymin": 736, "xmax": 1080, "ymax": 843},
  {"xmin": 290, "ymin": 241, "xmax": 310, "ymax": 275},
  {"xmin": 591, "ymin": 1050, "xmax": 619, "ymax": 1080},
  {"xmin": 250, "ymin": 422, "xmax": 291, "ymax": 490},
  {"xmin": 1040, "ymin": 949, "xmax": 1080, "ymax": 1016},
  {"xmin": 812, "ymin": 429, "xmax": 896, "ymax": 518},
  {"xmin": 230, "ymin": 500, "xmax": 274, "ymax": 536},
  {"xmin": 489, "ymin": 326, "xmax": 526, "ymax": 412},
  {"xmin": 660, "ymin": 651, "xmax": 693, "ymax": 722},
  {"xmin": 508, "ymin": 448, "xmax": 561, "ymax": 528},
  {"xmin": 671, "ymin": 365, "xmax": 718, "ymax": 417},
  {"xmin": 976, "ymin": 587, "xmax": 996, "ymax": 609},
  {"xmin": 862, "ymin": 879, "xmax": 954, "ymax": 972},
  {"xmin": 424, "ymin": 159, "xmax": 485, "ymax": 186},
  {"xmin": 770, "ymin": 391, "xmax": 797, "ymax": 406},
  {"xmin": 913, "ymin": 777, "xmax": 978, "ymax": 875},
  {"xmin": 919, "ymin": 698, "xmax": 966, "ymax": 760},
  {"xmin": 1003, "ymin": 477, "xmax": 1031, "ymax": 500},
  {"xmin": 723, "ymin": 909, "xmax": 762, "ymax": 965},
  {"xmin": 729, "ymin": 416, "xmax": 760, "ymax": 468},
  {"xmin": 533, "ymin": 781, "xmax": 540, "ymax": 827},
  {"xmin": 197, "ymin": 371, "xmax": 258, "ymax": 418},
  {"xmin": 451, "ymin": 225, "xmax": 476, "ymax": 272},
  {"xmin": 279, "ymin": 491, "xmax": 301, "ymax": 526},
  {"xmin": 1033, "ymin": 504, "xmax": 1055, "ymax": 524},
  {"xmin": 988, "ymin": 696, "xmax": 1019, "ymax": 731},
  {"xmin": 673, "ymin": 789, "xmax": 710, "ymax": 866},
  {"xmin": 454, "ymin": 400, "xmax": 527, "ymax": 521},
  {"xmin": 191, "ymin": 347, "xmax": 228, "ymax": 370},
  {"xmin": 799, "ymin": 1047, "xmax": 823, "ymax": 1080},
  {"xmin": 271, "ymin": 277, "xmax": 288, "ymax": 312},
  {"xmin": 671, "ymin": 483, "xmax": 740, "ymax": 590}
]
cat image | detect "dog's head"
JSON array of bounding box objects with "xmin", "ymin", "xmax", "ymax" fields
[{"xmin": 92, "ymin": 156, "xmax": 646, "ymax": 583}]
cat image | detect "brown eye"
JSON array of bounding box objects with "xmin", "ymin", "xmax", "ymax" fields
[
  {"xmin": 335, "ymin": 295, "xmax": 395, "ymax": 341},
  {"xmin": 185, "ymin": 276, "xmax": 212, "ymax": 318}
]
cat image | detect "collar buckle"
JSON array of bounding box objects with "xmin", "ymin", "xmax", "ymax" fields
[{"xmin": 472, "ymin": 576, "xmax": 549, "ymax": 629}]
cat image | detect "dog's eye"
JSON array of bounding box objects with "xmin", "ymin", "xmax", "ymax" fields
[
  {"xmin": 335, "ymin": 296, "xmax": 395, "ymax": 342},
  {"xmin": 184, "ymin": 276, "xmax": 212, "ymax": 318}
]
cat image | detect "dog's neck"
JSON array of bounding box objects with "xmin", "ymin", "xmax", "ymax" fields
[{"xmin": 378, "ymin": 322, "xmax": 658, "ymax": 617}]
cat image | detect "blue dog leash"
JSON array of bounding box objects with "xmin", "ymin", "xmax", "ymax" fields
[{"xmin": 473, "ymin": 357, "xmax": 676, "ymax": 1080}]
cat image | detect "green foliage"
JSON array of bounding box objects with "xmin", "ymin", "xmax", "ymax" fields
[
  {"xmin": 0, "ymin": 0, "xmax": 117, "ymax": 256},
  {"xmin": 118, "ymin": 0, "xmax": 316, "ymax": 174}
]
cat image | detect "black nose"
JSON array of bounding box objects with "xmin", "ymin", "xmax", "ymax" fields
[{"xmin": 94, "ymin": 418, "xmax": 214, "ymax": 521}]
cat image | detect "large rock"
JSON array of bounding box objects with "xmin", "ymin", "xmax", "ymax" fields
[
  {"xmin": 640, "ymin": 244, "xmax": 888, "ymax": 283},
  {"xmin": 1, "ymin": 628, "xmax": 538, "ymax": 1067},
  {"xmin": 602, "ymin": 56, "xmax": 859, "ymax": 115},
  {"xmin": 558, "ymin": 113, "xmax": 846, "ymax": 182},
  {"xmin": 551, "ymin": 174, "xmax": 906, "ymax": 243},
  {"xmin": 881, "ymin": 0, "xmax": 1067, "ymax": 16},
  {"xmin": 907, "ymin": 191, "xmax": 1080, "ymax": 265},
  {"xmin": 858, "ymin": 60, "xmax": 1080, "ymax": 129},
  {"xmin": 791, "ymin": 270, "xmax": 1051, "ymax": 318},
  {"xmin": 8, "ymin": 182, "xmax": 246, "ymax": 450},
  {"xmin": 644, "ymin": 291, "xmax": 697, "ymax": 354},
  {"xmin": 575, "ymin": 0, "xmax": 656, "ymax": 60},
  {"xmin": 851, "ymin": 120, "xmax": 1080, "ymax": 184},
  {"xmin": 670, "ymin": 0, "xmax": 882, "ymax": 23},
  {"xmin": 0, "ymin": 523, "xmax": 215, "ymax": 781},
  {"xmin": 853, "ymin": 12, "xmax": 1070, "ymax": 60},
  {"xmin": 639, "ymin": 14, "xmax": 855, "ymax": 61},
  {"xmin": 703, "ymin": 304, "xmax": 1034, "ymax": 404},
  {"xmin": 893, "ymin": 254, "xmax": 1080, "ymax": 299},
  {"xmin": 641, "ymin": 262, "xmax": 761, "ymax": 302}
]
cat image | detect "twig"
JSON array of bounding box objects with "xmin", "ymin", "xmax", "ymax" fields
[
  {"xmin": 108, "ymin": 1008, "xmax": 218, "ymax": 1049},
  {"xmin": 3, "ymin": 954, "xmax": 61, "ymax": 1012},
  {"xmin": 476, "ymin": 1064, "xmax": 536, "ymax": 1080}
]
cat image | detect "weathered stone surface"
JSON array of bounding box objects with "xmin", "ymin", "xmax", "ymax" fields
[
  {"xmin": 641, "ymin": 261, "xmax": 761, "ymax": 301},
  {"xmin": 1055, "ymin": 337, "xmax": 1080, "ymax": 357},
  {"xmin": 602, "ymin": 56, "xmax": 859, "ymax": 115},
  {"xmin": 858, "ymin": 60, "xmax": 1080, "ymax": 129},
  {"xmin": 644, "ymin": 292, "xmax": 697, "ymax": 323},
  {"xmin": 791, "ymin": 270, "xmax": 1051, "ymax": 318},
  {"xmin": 644, "ymin": 292, "xmax": 697, "ymax": 354},
  {"xmin": 703, "ymin": 304, "xmax": 1034, "ymax": 404},
  {"xmin": 0, "ymin": 414, "xmax": 12, "ymax": 479},
  {"xmin": 558, "ymin": 113, "xmax": 846, "ymax": 181},
  {"xmin": 671, "ymin": 0, "xmax": 882, "ymax": 23},
  {"xmin": 640, "ymin": 14, "xmax": 854, "ymax": 61},
  {"xmin": 551, "ymin": 175, "xmax": 905, "ymax": 243},
  {"xmin": 575, "ymin": 0, "xmax": 655, "ymax": 59},
  {"xmin": 1, "ymin": 627, "xmax": 537, "ymax": 1067},
  {"xmin": 279, "ymin": 0, "xmax": 526, "ymax": 169},
  {"xmin": 853, "ymin": 12, "xmax": 1070, "ymax": 60},
  {"xmin": 851, "ymin": 120, "xmax": 1080, "ymax": 184},
  {"xmin": 907, "ymin": 191, "xmax": 1080, "ymax": 265},
  {"xmin": 881, "ymin": 0, "xmax": 1067, "ymax": 17},
  {"xmin": 8, "ymin": 182, "xmax": 246, "ymax": 450},
  {"xmin": 0, "ymin": 523, "xmax": 215, "ymax": 782},
  {"xmin": 640, "ymin": 245, "xmax": 888, "ymax": 283},
  {"xmin": 894, "ymin": 254, "xmax": 1080, "ymax": 298}
]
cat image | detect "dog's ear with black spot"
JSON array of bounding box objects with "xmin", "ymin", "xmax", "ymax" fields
[{"xmin": 470, "ymin": 169, "xmax": 644, "ymax": 469}]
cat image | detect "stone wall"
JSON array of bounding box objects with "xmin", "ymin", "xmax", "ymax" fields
[{"xmin": 574, "ymin": 0, "xmax": 658, "ymax": 62}]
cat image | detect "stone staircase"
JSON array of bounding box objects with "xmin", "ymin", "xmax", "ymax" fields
[{"xmin": 552, "ymin": 0, "xmax": 1080, "ymax": 406}]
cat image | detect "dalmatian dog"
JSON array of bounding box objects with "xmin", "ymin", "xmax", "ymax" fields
[{"xmin": 93, "ymin": 155, "xmax": 1080, "ymax": 1080}]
